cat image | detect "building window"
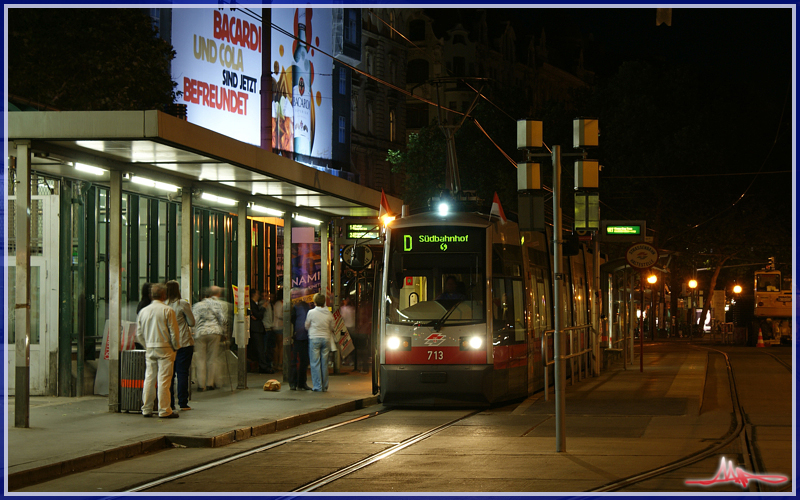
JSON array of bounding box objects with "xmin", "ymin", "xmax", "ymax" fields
[
  {"xmin": 409, "ymin": 19, "xmax": 425, "ymax": 41},
  {"xmin": 344, "ymin": 9, "xmax": 358, "ymax": 44},
  {"xmin": 368, "ymin": 103, "xmax": 374, "ymax": 134},
  {"xmin": 453, "ymin": 34, "xmax": 465, "ymax": 45},
  {"xmin": 407, "ymin": 59, "xmax": 429, "ymax": 84},
  {"xmin": 389, "ymin": 60, "xmax": 396, "ymax": 84},
  {"xmin": 351, "ymin": 96, "xmax": 358, "ymax": 129},
  {"xmin": 389, "ymin": 11, "xmax": 395, "ymax": 39},
  {"xmin": 367, "ymin": 51, "xmax": 374, "ymax": 75},
  {"xmin": 389, "ymin": 110, "xmax": 395, "ymax": 142},
  {"xmin": 339, "ymin": 116, "xmax": 346, "ymax": 143},
  {"xmin": 453, "ymin": 57, "xmax": 465, "ymax": 77},
  {"xmin": 407, "ymin": 104, "xmax": 428, "ymax": 129},
  {"xmin": 339, "ymin": 68, "xmax": 347, "ymax": 95}
]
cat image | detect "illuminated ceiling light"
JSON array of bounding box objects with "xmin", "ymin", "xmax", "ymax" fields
[
  {"xmin": 202, "ymin": 192, "xmax": 237, "ymax": 206},
  {"xmin": 130, "ymin": 175, "xmax": 179, "ymax": 192},
  {"xmin": 74, "ymin": 163, "xmax": 106, "ymax": 176},
  {"xmin": 251, "ymin": 205, "xmax": 284, "ymax": 217},
  {"xmin": 154, "ymin": 181, "xmax": 179, "ymax": 192},
  {"xmin": 294, "ymin": 214, "xmax": 321, "ymax": 225},
  {"xmin": 438, "ymin": 202, "xmax": 449, "ymax": 217},
  {"xmin": 131, "ymin": 175, "xmax": 156, "ymax": 188}
]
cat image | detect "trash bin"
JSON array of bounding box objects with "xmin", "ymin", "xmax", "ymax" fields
[{"xmin": 120, "ymin": 349, "xmax": 147, "ymax": 413}]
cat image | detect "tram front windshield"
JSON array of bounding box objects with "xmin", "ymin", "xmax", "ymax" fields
[{"xmin": 386, "ymin": 228, "xmax": 485, "ymax": 326}]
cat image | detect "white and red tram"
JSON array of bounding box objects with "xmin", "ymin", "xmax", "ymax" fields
[{"xmin": 376, "ymin": 210, "xmax": 600, "ymax": 406}]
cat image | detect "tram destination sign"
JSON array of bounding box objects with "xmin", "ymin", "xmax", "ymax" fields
[
  {"xmin": 395, "ymin": 227, "xmax": 484, "ymax": 253},
  {"xmin": 600, "ymin": 220, "xmax": 646, "ymax": 242}
]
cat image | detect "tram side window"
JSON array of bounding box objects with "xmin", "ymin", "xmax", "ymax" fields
[
  {"xmin": 492, "ymin": 278, "xmax": 525, "ymax": 344},
  {"xmin": 532, "ymin": 267, "xmax": 550, "ymax": 332}
]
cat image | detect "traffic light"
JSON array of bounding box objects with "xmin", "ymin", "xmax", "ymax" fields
[{"xmin": 767, "ymin": 256, "xmax": 775, "ymax": 270}]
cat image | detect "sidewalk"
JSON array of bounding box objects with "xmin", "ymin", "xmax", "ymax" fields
[
  {"xmin": 7, "ymin": 369, "xmax": 377, "ymax": 490},
  {"xmin": 6, "ymin": 341, "xmax": 729, "ymax": 493}
]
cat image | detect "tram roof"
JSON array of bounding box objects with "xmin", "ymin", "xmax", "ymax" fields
[
  {"xmin": 391, "ymin": 211, "xmax": 496, "ymax": 228},
  {"xmin": 7, "ymin": 110, "xmax": 402, "ymax": 220}
]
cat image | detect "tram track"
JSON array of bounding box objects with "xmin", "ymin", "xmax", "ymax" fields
[
  {"xmin": 126, "ymin": 408, "xmax": 391, "ymax": 493},
  {"xmin": 591, "ymin": 346, "xmax": 792, "ymax": 493},
  {"xmin": 127, "ymin": 408, "xmax": 481, "ymax": 493}
]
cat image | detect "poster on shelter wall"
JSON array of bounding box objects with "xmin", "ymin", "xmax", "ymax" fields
[
  {"xmin": 291, "ymin": 242, "xmax": 321, "ymax": 302},
  {"xmin": 172, "ymin": 8, "xmax": 262, "ymax": 146},
  {"xmin": 270, "ymin": 8, "xmax": 333, "ymax": 162}
]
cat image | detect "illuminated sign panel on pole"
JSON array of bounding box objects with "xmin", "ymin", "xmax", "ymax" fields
[
  {"xmin": 172, "ymin": 8, "xmax": 263, "ymax": 146},
  {"xmin": 347, "ymin": 223, "xmax": 379, "ymax": 241},
  {"xmin": 599, "ymin": 220, "xmax": 646, "ymax": 242},
  {"xmin": 607, "ymin": 225, "xmax": 641, "ymax": 235}
]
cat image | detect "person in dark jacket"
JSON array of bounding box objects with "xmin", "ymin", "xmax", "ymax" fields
[
  {"xmin": 289, "ymin": 300, "xmax": 312, "ymax": 390},
  {"xmin": 249, "ymin": 289, "xmax": 271, "ymax": 373},
  {"xmin": 136, "ymin": 283, "xmax": 152, "ymax": 315}
]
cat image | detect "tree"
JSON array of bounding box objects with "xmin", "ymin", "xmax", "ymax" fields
[
  {"xmin": 8, "ymin": 9, "xmax": 178, "ymax": 110},
  {"xmin": 387, "ymin": 123, "xmax": 447, "ymax": 212}
]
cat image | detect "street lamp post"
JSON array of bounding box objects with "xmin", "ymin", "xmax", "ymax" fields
[{"xmin": 688, "ymin": 279, "xmax": 698, "ymax": 339}]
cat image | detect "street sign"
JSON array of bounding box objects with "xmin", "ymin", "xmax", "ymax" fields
[{"xmin": 625, "ymin": 242, "xmax": 659, "ymax": 269}]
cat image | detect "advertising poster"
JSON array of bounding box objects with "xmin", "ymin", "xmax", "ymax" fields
[
  {"xmin": 172, "ymin": 8, "xmax": 262, "ymax": 146},
  {"xmin": 271, "ymin": 8, "xmax": 333, "ymax": 162},
  {"xmin": 291, "ymin": 242, "xmax": 321, "ymax": 302}
]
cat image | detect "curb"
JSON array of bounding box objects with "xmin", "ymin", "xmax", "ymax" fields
[{"xmin": 8, "ymin": 395, "xmax": 379, "ymax": 491}]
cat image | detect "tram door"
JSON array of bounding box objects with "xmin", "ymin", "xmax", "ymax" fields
[{"xmin": 7, "ymin": 195, "xmax": 60, "ymax": 396}]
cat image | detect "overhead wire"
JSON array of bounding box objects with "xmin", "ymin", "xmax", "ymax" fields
[
  {"xmin": 661, "ymin": 82, "xmax": 791, "ymax": 246},
  {"xmin": 236, "ymin": 8, "xmax": 569, "ymax": 209}
]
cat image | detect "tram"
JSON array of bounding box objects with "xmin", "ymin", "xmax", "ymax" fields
[{"xmin": 376, "ymin": 208, "xmax": 601, "ymax": 407}]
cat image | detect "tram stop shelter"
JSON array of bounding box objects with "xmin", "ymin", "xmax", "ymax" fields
[{"xmin": 7, "ymin": 110, "xmax": 402, "ymax": 426}]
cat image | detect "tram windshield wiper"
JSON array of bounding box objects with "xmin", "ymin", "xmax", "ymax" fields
[{"xmin": 431, "ymin": 300, "xmax": 462, "ymax": 332}]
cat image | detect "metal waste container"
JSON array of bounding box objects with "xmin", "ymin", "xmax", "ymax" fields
[{"xmin": 120, "ymin": 349, "xmax": 148, "ymax": 413}]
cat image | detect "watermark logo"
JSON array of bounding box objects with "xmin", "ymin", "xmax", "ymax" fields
[{"xmin": 685, "ymin": 457, "xmax": 788, "ymax": 489}]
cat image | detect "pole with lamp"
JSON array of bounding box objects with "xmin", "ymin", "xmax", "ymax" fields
[
  {"xmin": 516, "ymin": 118, "xmax": 600, "ymax": 453},
  {"xmin": 625, "ymin": 242, "xmax": 658, "ymax": 372},
  {"xmin": 688, "ymin": 279, "xmax": 698, "ymax": 339}
]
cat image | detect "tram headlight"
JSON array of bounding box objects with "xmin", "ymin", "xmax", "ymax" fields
[
  {"xmin": 460, "ymin": 335, "xmax": 484, "ymax": 350},
  {"xmin": 387, "ymin": 336, "xmax": 411, "ymax": 351}
]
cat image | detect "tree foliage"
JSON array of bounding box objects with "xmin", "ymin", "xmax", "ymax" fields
[{"xmin": 9, "ymin": 9, "xmax": 178, "ymax": 110}]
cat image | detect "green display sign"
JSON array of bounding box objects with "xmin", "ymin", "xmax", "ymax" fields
[
  {"xmin": 394, "ymin": 227, "xmax": 484, "ymax": 253},
  {"xmin": 606, "ymin": 225, "xmax": 641, "ymax": 235},
  {"xmin": 347, "ymin": 223, "xmax": 379, "ymax": 241}
]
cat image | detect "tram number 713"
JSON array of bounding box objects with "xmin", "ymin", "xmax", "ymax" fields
[{"xmin": 427, "ymin": 350, "xmax": 444, "ymax": 361}]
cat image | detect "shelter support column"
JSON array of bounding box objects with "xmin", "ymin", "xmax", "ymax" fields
[
  {"xmin": 237, "ymin": 202, "xmax": 247, "ymax": 390},
  {"xmin": 282, "ymin": 215, "xmax": 293, "ymax": 384},
  {"xmin": 14, "ymin": 141, "xmax": 31, "ymax": 428},
  {"xmin": 181, "ymin": 189, "xmax": 193, "ymax": 303},
  {"xmin": 108, "ymin": 170, "xmax": 122, "ymax": 412}
]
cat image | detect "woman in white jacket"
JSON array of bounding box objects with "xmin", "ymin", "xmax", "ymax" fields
[{"xmin": 305, "ymin": 293, "xmax": 335, "ymax": 392}]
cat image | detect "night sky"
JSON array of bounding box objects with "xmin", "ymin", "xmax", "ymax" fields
[
  {"xmin": 425, "ymin": 7, "xmax": 792, "ymax": 92},
  {"xmin": 424, "ymin": 6, "xmax": 794, "ymax": 244}
]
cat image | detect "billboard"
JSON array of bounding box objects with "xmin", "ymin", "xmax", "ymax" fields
[
  {"xmin": 270, "ymin": 8, "xmax": 333, "ymax": 163},
  {"xmin": 172, "ymin": 8, "xmax": 262, "ymax": 146}
]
